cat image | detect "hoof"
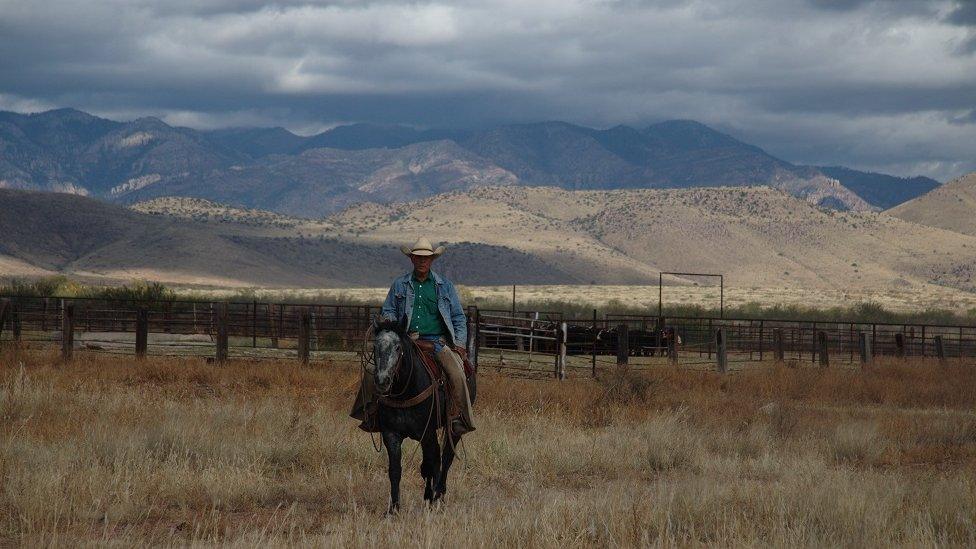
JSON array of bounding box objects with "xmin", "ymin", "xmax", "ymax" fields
[{"xmin": 386, "ymin": 503, "xmax": 400, "ymax": 516}]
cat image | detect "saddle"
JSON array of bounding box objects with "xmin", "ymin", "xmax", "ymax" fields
[{"xmin": 412, "ymin": 338, "xmax": 475, "ymax": 380}]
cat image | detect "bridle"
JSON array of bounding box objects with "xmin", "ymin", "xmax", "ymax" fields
[
  {"xmin": 359, "ymin": 323, "xmax": 463, "ymax": 462},
  {"xmin": 369, "ymin": 328, "xmax": 412, "ymax": 400}
]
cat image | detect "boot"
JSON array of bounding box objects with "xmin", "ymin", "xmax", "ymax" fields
[
  {"xmin": 451, "ymin": 418, "xmax": 473, "ymax": 438},
  {"xmin": 350, "ymin": 375, "xmax": 381, "ymax": 432},
  {"xmin": 358, "ymin": 404, "xmax": 381, "ymax": 433}
]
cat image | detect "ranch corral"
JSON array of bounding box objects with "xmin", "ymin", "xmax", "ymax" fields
[{"xmin": 2, "ymin": 296, "xmax": 976, "ymax": 377}]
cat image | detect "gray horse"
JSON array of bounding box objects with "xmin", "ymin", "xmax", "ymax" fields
[{"xmin": 371, "ymin": 320, "xmax": 476, "ymax": 513}]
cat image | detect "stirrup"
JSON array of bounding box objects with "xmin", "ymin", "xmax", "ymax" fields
[{"xmin": 450, "ymin": 418, "xmax": 473, "ymax": 437}]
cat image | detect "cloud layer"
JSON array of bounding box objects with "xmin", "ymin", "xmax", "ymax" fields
[{"xmin": 1, "ymin": 0, "xmax": 974, "ymax": 179}]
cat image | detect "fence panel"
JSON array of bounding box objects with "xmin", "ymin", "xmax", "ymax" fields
[{"xmin": 2, "ymin": 295, "xmax": 974, "ymax": 371}]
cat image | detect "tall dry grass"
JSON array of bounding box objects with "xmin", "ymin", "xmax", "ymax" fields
[{"xmin": 1, "ymin": 348, "xmax": 975, "ymax": 546}]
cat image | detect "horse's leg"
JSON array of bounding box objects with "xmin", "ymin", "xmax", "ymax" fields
[
  {"xmin": 421, "ymin": 432, "xmax": 440, "ymax": 503},
  {"xmin": 434, "ymin": 436, "xmax": 456, "ymax": 501},
  {"xmin": 382, "ymin": 431, "xmax": 403, "ymax": 514}
]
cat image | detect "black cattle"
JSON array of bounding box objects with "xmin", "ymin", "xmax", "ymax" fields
[{"xmin": 566, "ymin": 325, "xmax": 682, "ymax": 357}]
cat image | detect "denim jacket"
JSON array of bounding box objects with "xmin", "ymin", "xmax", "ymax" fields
[{"xmin": 380, "ymin": 270, "xmax": 467, "ymax": 347}]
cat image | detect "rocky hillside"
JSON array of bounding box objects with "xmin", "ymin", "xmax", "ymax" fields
[
  {"xmin": 330, "ymin": 186, "xmax": 976, "ymax": 292},
  {"xmin": 119, "ymin": 140, "xmax": 518, "ymax": 217},
  {"xmin": 3, "ymin": 186, "xmax": 975, "ymax": 291}
]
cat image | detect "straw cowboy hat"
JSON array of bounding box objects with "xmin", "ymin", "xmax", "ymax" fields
[{"xmin": 400, "ymin": 237, "xmax": 445, "ymax": 257}]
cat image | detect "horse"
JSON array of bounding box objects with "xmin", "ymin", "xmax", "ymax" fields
[{"xmin": 370, "ymin": 319, "xmax": 477, "ymax": 514}]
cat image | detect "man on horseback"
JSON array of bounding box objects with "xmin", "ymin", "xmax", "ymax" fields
[{"xmin": 351, "ymin": 237, "xmax": 476, "ymax": 437}]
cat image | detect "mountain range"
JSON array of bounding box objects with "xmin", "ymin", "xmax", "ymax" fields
[{"xmin": 0, "ymin": 108, "xmax": 939, "ymax": 217}]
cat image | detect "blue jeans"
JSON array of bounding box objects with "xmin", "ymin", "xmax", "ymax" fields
[{"xmin": 418, "ymin": 334, "xmax": 447, "ymax": 353}]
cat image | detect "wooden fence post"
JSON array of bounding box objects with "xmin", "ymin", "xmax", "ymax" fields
[
  {"xmin": 135, "ymin": 308, "xmax": 149, "ymax": 359},
  {"xmin": 0, "ymin": 298, "xmax": 8, "ymax": 348},
  {"xmin": 467, "ymin": 306, "xmax": 479, "ymax": 371},
  {"xmin": 558, "ymin": 322, "xmax": 568, "ymax": 379},
  {"xmin": 12, "ymin": 302, "xmax": 21, "ymax": 342},
  {"xmin": 921, "ymin": 325, "xmax": 927, "ymax": 357},
  {"xmin": 267, "ymin": 304, "xmax": 278, "ymax": 349},
  {"xmin": 715, "ymin": 328, "xmax": 727, "ymax": 373},
  {"xmin": 61, "ymin": 302, "xmax": 75, "ymax": 361},
  {"xmin": 252, "ymin": 299, "xmax": 258, "ymax": 348},
  {"xmin": 818, "ymin": 331, "xmax": 829, "ymax": 367},
  {"xmin": 668, "ymin": 327, "xmax": 677, "ymax": 366},
  {"xmin": 707, "ymin": 318, "xmax": 713, "ymax": 359},
  {"xmin": 811, "ymin": 322, "xmax": 817, "ymax": 362},
  {"xmin": 859, "ymin": 332, "xmax": 872, "ymax": 365},
  {"xmin": 934, "ymin": 335, "xmax": 946, "ymax": 365},
  {"xmin": 215, "ymin": 303, "xmax": 229, "ymax": 363},
  {"xmin": 298, "ymin": 309, "xmax": 311, "ymax": 366},
  {"xmin": 472, "ymin": 307, "xmax": 480, "ymax": 370},
  {"xmin": 895, "ymin": 333, "xmax": 905, "ymax": 358},
  {"xmin": 758, "ymin": 320, "xmax": 764, "ymax": 362},
  {"xmin": 773, "ymin": 328, "xmax": 784, "ymax": 363},
  {"xmin": 654, "ymin": 317, "xmax": 663, "ymax": 356},
  {"xmin": 163, "ymin": 301, "xmax": 172, "ymax": 334},
  {"xmin": 590, "ymin": 309, "xmax": 598, "ymax": 377},
  {"xmin": 310, "ymin": 309, "xmax": 318, "ymax": 352},
  {"xmin": 616, "ymin": 323, "xmax": 629, "ymax": 366}
]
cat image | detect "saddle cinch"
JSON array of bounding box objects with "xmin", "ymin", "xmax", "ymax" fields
[{"xmin": 411, "ymin": 339, "xmax": 475, "ymax": 381}]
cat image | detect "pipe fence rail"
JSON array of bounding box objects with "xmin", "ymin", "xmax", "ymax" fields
[{"xmin": 2, "ymin": 295, "xmax": 974, "ymax": 375}]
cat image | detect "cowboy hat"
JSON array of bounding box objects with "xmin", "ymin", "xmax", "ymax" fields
[{"xmin": 400, "ymin": 237, "xmax": 445, "ymax": 257}]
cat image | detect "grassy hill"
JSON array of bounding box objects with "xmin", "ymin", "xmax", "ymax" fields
[
  {"xmin": 888, "ymin": 173, "xmax": 976, "ymax": 237},
  {"xmin": 0, "ymin": 189, "xmax": 362, "ymax": 287},
  {"xmin": 330, "ymin": 185, "xmax": 976, "ymax": 292},
  {"xmin": 0, "ymin": 189, "xmax": 594, "ymax": 287},
  {"xmin": 4, "ymin": 186, "xmax": 976, "ymax": 295}
]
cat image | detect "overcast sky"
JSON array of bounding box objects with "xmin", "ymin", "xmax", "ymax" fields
[{"xmin": 1, "ymin": 0, "xmax": 974, "ymax": 180}]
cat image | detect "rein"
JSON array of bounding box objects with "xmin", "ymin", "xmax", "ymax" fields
[
  {"xmin": 367, "ymin": 327, "xmax": 443, "ymax": 464},
  {"xmin": 371, "ymin": 330, "xmax": 435, "ymax": 408}
]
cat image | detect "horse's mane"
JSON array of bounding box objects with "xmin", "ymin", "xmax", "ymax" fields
[{"xmin": 374, "ymin": 318, "xmax": 404, "ymax": 335}]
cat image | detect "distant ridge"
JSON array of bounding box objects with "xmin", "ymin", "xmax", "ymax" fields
[
  {"xmin": 888, "ymin": 172, "xmax": 976, "ymax": 236},
  {"xmin": 3, "ymin": 186, "xmax": 976, "ymax": 292},
  {"xmin": 0, "ymin": 107, "xmax": 935, "ymax": 215},
  {"xmin": 818, "ymin": 166, "xmax": 940, "ymax": 210}
]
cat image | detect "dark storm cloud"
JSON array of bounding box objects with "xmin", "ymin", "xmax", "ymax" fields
[
  {"xmin": 947, "ymin": 1, "xmax": 976, "ymax": 25},
  {"xmin": 0, "ymin": 0, "xmax": 974, "ymax": 180},
  {"xmin": 945, "ymin": 1, "xmax": 976, "ymax": 53}
]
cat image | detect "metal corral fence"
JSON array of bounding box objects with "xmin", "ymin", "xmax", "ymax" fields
[
  {"xmin": 2, "ymin": 296, "xmax": 975, "ymax": 376},
  {"xmin": 0, "ymin": 295, "xmax": 382, "ymax": 363},
  {"xmin": 475, "ymin": 312, "xmax": 976, "ymax": 378}
]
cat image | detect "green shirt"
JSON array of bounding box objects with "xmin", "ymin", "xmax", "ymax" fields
[{"xmin": 409, "ymin": 273, "xmax": 447, "ymax": 336}]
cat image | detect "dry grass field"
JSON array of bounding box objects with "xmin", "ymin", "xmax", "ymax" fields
[
  {"xmin": 221, "ymin": 283, "xmax": 976, "ymax": 315},
  {"xmin": 2, "ymin": 349, "xmax": 976, "ymax": 546}
]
